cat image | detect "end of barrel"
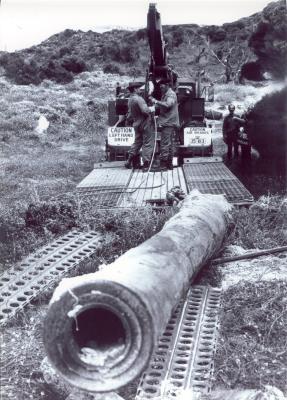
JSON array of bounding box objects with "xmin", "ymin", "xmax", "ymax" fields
[{"xmin": 43, "ymin": 279, "xmax": 154, "ymax": 392}]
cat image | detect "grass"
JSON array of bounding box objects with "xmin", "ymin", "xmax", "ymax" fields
[
  {"xmin": 228, "ymin": 195, "xmax": 287, "ymax": 249},
  {"xmin": 0, "ymin": 306, "xmax": 63, "ymax": 400},
  {"xmin": 213, "ymin": 81, "xmax": 286, "ymax": 115},
  {"xmin": 0, "ymin": 73, "xmax": 286, "ymax": 399},
  {"xmin": 2, "ymin": 194, "xmax": 285, "ymax": 400},
  {"xmin": 0, "ymin": 206, "xmax": 171, "ymax": 400},
  {"xmin": 214, "ymin": 280, "xmax": 287, "ymax": 393},
  {"xmin": 0, "ymin": 70, "xmax": 122, "ymax": 270}
]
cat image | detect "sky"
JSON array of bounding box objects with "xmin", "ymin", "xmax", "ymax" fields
[{"xmin": 0, "ymin": 0, "xmax": 272, "ymax": 52}]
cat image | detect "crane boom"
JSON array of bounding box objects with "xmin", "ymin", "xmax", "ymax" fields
[{"xmin": 147, "ymin": 3, "xmax": 166, "ymax": 68}]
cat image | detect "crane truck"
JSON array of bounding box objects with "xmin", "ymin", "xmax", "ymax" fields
[
  {"xmin": 77, "ymin": 3, "xmax": 253, "ymax": 208},
  {"xmin": 107, "ymin": 3, "xmax": 213, "ymax": 165}
]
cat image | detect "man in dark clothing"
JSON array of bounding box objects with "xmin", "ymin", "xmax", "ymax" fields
[
  {"xmin": 151, "ymin": 79, "xmax": 179, "ymax": 171},
  {"xmin": 116, "ymin": 82, "xmax": 121, "ymax": 97},
  {"xmin": 222, "ymin": 104, "xmax": 245, "ymax": 160},
  {"xmin": 125, "ymin": 82, "xmax": 155, "ymax": 171}
]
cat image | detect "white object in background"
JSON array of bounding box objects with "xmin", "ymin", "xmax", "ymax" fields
[{"xmin": 36, "ymin": 115, "xmax": 49, "ymax": 135}]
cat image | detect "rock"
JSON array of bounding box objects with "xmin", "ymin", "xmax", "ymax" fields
[{"xmin": 35, "ymin": 115, "xmax": 49, "ymax": 135}]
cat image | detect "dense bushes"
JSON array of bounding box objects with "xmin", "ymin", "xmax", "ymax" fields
[
  {"xmin": 246, "ymin": 86, "xmax": 287, "ymax": 170},
  {"xmin": 1, "ymin": 1, "xmax": 283, "ymax": 84},
  {"xmin": 0, "ymin": 52, "xmax": 87, "ymax": 85},
  {"xmin": 248, "ymin": 0, "xmax": 287, "ymax": 79},
  {"xmin": 240, "ymin": 61, "xmax": 264, "ymax": 81},
  {"xmin": 100, "ymin": 41, "xmax": 140, "ymax": 63},
  {"xmin": 103, "ymin": 63, "xmax": 122, "ymax": 74},
  {"xmin": 25, "ymin": 201, "xmax": 76, "ymax": 234}
]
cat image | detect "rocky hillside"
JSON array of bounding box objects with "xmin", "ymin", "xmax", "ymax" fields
[{"xmin": 0, "ymin": 0, "xmax": 286, "ymax": 85}]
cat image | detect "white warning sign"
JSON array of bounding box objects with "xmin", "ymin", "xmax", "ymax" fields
[
  {"xmin": 184, "ymin": 127, "xmax": 212, "ymax": 147},
  {"xmin": 107, "ymin": 127, "xmax": 135, "ymax": 146}
]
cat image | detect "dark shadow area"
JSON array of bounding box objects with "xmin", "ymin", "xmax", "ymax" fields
[{"xmin": 72, "ymin": 307, "xmax": 126, "ymax": 350}]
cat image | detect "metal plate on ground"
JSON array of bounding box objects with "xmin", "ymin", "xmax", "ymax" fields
[
  {"xmin": 76, "ymin": 167, "xmax": 132, "ymax": 207},
  {"xmin": 0, "ymin": 230, "xmax": 103, "ymax": 325},
  {"xmin": 136, "ymin": 286, "xmax": 221, "ymax": 399},
  {"xmin": 183, "ymin": 161, "xmax": 253, "ymax": 205}
]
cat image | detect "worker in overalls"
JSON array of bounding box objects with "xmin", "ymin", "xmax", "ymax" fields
[
  {"xmin": 150, "ymin": 79, "xmax": 179, "ymax": 171},
  {"xmin": 222, "ymin": 104, "xmax": 245, "ymax": 160},
  {"xmin": 125, "ymin": 82, "xmax": 155, "ymax": 172}
]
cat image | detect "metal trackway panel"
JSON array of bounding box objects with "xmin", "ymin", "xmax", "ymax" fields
[
  {"xmin": 76, "ymin": 166, "xmax": 132, "ymax": 207},
  {"xmin": 0, "ymin": 230, "xmax": 103, "ymax": 325},
  {"xmin": 183, "ymin": 159, "xmax": 254, "ymax": 206},
  {"xmin": 119, "ymin": 167, "xmax": 188, "ymax": 207},
  {"xmin": 136, "ymin": 286, "xmax": 221, "ymax": 399}
]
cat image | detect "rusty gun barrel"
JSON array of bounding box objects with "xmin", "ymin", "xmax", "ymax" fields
[{"xmin": 43, "ymin": 191, "xmax": 232, "ymax": 393}]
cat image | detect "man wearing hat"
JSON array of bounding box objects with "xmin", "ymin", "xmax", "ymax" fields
[
  {"xmin": 150, "ymin": 79, "xmax": 179, "ymax": 171},
  {"xmin": 125, "ymin": 82, "xmax": 155, "ymax": 171},
  {"xmin": 223, "ymin": 104, "xmax": 245, "ymax": 160}
]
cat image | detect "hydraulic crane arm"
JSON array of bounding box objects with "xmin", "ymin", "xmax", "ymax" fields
[
  {"xmin": 146, "ymin": 3, "xmax": 178, "ymax": 94},
  {"xmin": 147, "ymin": 3, "xmax": 167, "ymax": 68}
]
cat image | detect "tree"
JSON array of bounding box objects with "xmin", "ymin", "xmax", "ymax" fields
[{"xmin": 186, "ymin": 30, "xmax": 250, "ymax": 84}]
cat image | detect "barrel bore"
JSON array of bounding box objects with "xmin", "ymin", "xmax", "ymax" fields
[{"xmin": 74, "ymin": 307, "xmax": 125, "ymax": 349}]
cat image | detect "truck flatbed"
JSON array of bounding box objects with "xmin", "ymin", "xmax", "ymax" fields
[{"xmin": 76, "ymin": 157, "xmax": 254, "ymax": 207}]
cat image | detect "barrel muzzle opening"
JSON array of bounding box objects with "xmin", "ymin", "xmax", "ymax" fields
[
  {"xmin": 72, "ymin": 306, "xmax": 127, "ymax": 368},
  {"xmin": 44, "ymin": 281, "xmax": 154, "ymax": 392}
]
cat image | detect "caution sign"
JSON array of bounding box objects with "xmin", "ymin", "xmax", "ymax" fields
[
  {"xmin": 107, "ymin": 127, "xmax": 135, "ymax": 146},
  {"xmin": 184, "ymin": 127, "xmax": 212, "ymax": 147}
]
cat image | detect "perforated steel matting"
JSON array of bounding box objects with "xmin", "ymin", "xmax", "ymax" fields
[
  {"xmin": 183, "ymin": 162, "xmax": 253, "ymax": 205},
  {"xmin": 0, "ymin": 230, "xmax": 103, "ymax": 325},
  {"xmin": 136, "ymin": 286, "xmax": 221, "ymax": 399},
  {"xmin": 76, "ymin": 167, "xmax": 132, "ymax": 207}
]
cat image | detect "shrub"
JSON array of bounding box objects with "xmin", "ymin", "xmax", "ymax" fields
[
  {"xmin": 172, "ymin": 27, "xmax": 185, "ymax": 47},
  {"xmin": 61, "ymin": 56, "xmax": 87, "ymax": 73},
  {"xmin": 245, "ymin": 86, "xmax": 287, "ymax": 170},
  {"xmin": 240, "ymin": 61, "xmax": 264, "ymax": 81},
  {"xmin": 24, "ymin": 201, "xmax": 76, "ymax": 234},
  {"xmin": 249, "ymin": 4, "xmax": 287, "ymax": 79},
  {"xmin": 39, "ymin": 59, "xmax": 74, "ymax": 83},
  {"xmin": 0, "ymin": 54, "xmax": 41, "ymax": 85},
  {"xmin": 136, "ymin": 29, "xmax": 146, "ymax": 41},
  {"xmin": 209, "ymin": 28, "xmax": 227, "ymax": 42},
  {"xmin": 103, "ymin": 63, "xmax": 122, "ymax": 74}
]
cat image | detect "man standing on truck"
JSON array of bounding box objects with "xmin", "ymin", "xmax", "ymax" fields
[
  {"xmin": 151, "ymin": 79, "xmax": 179, "ymax": 171},
  {"xmin": 223, "ymin": 104, "xmax": 245, "ymax": 160},
  {"xmin": 124, "ymin": 82, "xmax": 155, "ymax": 172}
]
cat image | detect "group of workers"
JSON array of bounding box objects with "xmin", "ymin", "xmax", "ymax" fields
[
  {"xmin": 124, "ymin": 79, "xmax": 179, "ymax": 172},
  {"xmin": 119, "ymin": 80, "xmax": 251, "ymax": 171}
]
